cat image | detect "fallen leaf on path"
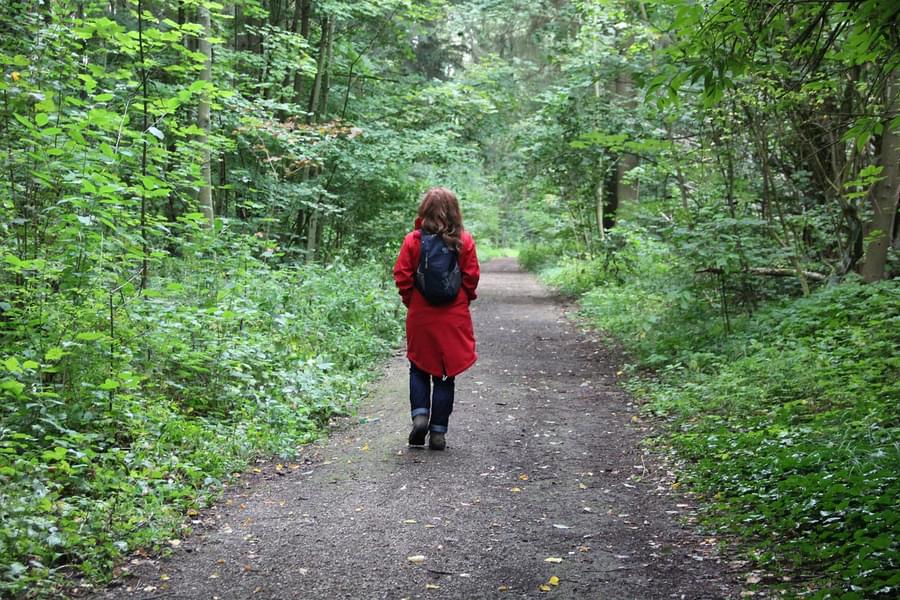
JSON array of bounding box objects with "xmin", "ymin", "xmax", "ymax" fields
[
  {"xmin": 159, "ymin": 574, "xmax": 170, "ymax": 581},
  {"xmin": 407, "ymin": 555, "xmax": 426, "ymax": 564},
  {"xmin": 746, "ymin": 573, "xmax": 762, "ymax": 584},
  {"xmin": 510, "ymin": 487, "xmax": 522, "ymax": 493},
  {"xmin": 552, "ymin": 524, "xmax": 570, "ymax": 529},
  {"xmin": 498, "ymin": 585, "xmax": 509, "ymax": 591},
  {"xmin": 548, "ymin": 575, "xmax": 560, "ymax": 586},
  {"xmin": 539, "ymin": 584, "xmax": 551, "ymax": 592},
  {"xmin": 425, "ymin": 583, "xmax": 440, "ymax": 590},
  {"xmin": 519, "ymin": 473, "xmax": 529, "ymax": 481},
  {"xmin": 403, "ymin": 519, "xmax": 417, "ymax": 524},
  {"xmin": 168, "ymin": 539, "xmax": 181, "ymax": 547},
  {"xmin": 544, "ymin": 557, "xmax": 563, "ymax": 563},
  {"xmin": 578, "ymin": 483, "xmax": 588, "ymax": 490},
  {"xmin": 361, "ymin": 443, "xmax": 369, "ymax": 451},
  {"xmin": 577, "ymin": 545, "xmax": 590, "ymax": 552}
]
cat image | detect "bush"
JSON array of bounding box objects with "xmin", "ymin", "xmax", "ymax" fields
[
  {"xmin": 0, "ymin": 231, "xmax": 403, "ymax": 596},
  {"xmin": 518, "ymin": 243, "xmax": 557, "ymax": 272},
  {"xmin": 570, "ymin": 227, "xmax": 900, "ymax": 598}
]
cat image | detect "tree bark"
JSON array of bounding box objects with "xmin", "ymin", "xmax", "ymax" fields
[
  {"xmin": 292, "ymin": 0, "xmax": 312, "ymax": 104},
  {"xmin": 197, "ymin": 5, "xmax": 214, "ymax": 227},
  {"xmin": 318, "ymin": 17, "xmax": 335, "ymax": 121},
  {"xmin": 306, "ymin": 210, "xmax": 319, "ymax": 263},
  {"xmin": 614, "ymin": 73, "xmax": 639, "ymax": 204},
  {"xmin": 138, "ymin": 0, "xmax": 149, "ymax": 289},
  {"xmin": 306, "ymin": 15, "xmax": 330, "ymax": 123},
  {"xmin": 861, "ymin": 70, "xmax": 899, "ymax": 282}
]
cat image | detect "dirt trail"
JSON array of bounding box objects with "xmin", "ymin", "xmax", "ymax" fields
[{"xmin": 93, "ymin": 258, "xmax": 739, "ymax": 599}]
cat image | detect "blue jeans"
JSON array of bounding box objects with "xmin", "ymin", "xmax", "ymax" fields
[{"xmin": 409, "ymin": 362, "xmax": 454, "ymax": 433}]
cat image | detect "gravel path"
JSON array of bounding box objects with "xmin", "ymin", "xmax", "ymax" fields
[{"xmin": 92, "ymin": 258, "xmax": 740, "ymax": 599}]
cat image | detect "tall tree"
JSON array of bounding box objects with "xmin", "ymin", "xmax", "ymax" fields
[
  {"xmin": 198, "ymin": 3, "xmax": 214, "ymax": 227},
  {"xmin": 861, "ymin": 70, "xmax": 900, "ymax": 282}
]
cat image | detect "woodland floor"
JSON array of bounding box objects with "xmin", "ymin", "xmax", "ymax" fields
[{"xmin": 90, "ymin": 258, "xmax": 742, "ymax": 599}]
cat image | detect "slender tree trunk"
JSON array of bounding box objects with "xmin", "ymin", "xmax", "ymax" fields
[
  {"xmin": 614, "ymin": 72, "xmax": 639, "ymax": 204},
  {"xmin": 666, "ymin": 123, "xmax": 691, "ymax": 219},
  {"xmin": 197, "ymin": 5, "xmax": 214, "ymax": 227},
  {"xmin": 306, "ymin": 15, "xmax": 330, "ymax": 123},
  {"xmin": 292, "ymin": 0, "xmax": 312, "ymax": 104},
  {"xmin": 318, "ymin": 17, "xmax": 335, "ymax": 121},
  {"xmin": 137, "ymin": 0, "xmax": 149, "ymax": 289},
  {"xmin": 595, "ymin": 174, "xmax": 605, "ymax": 242},
  {"xmin": 593, "ymin": 74, "xmax": 606, "ymax": 240},
  {"xmin": 306, "ymin": 210, "xmax": 319, "ymax": 263},
  {"xmin": 861, "ymin": 71, "xmax": 899, "ymax": 282}
]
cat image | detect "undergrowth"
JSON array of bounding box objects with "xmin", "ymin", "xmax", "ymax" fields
[
  {"xmin": 532, "ymin": 230, "xmax": 900, "ymax": 598},
  {"xmin": 0, "ymin": 230, "xmax": 402, "ymax": 597}
]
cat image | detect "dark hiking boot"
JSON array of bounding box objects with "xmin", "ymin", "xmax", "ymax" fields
[
  {"xmin": 428, "ymin": 431, "xmax": 446, "ymax": 451},
  {"xmin": 408, "ymin": 415, "xmax": 429, "ymax": 446}
]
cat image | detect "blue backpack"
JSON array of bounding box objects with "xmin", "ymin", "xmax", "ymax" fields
[{"xmin": 415, "ymin": 230, "xmax": 462, "ymax": 305}]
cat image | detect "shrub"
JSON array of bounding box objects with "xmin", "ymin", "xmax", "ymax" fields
[
  {"xmin": 0, "ymin": 231, "xmax": 403, "ymax": 596},
  {"xmin": 571, "ymin": 226, "xmax": 900, "ymax": 597}
]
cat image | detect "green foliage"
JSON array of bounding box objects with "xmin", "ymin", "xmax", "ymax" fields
[
  {"xmin": 0, "ymin": 231, "xmax": 401, "ymax": 596},
  {"xmin": 1, "ymin": 1, "xmax": 498, "ymax": 594},
  {"xmin": 574, "ymin": 229, "xmax": 900, "ymax": 597}
]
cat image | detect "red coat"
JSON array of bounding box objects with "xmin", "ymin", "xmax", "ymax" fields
[{"xmin": 393, "ymin": 220, "xmax": 480, "ymax": 377}]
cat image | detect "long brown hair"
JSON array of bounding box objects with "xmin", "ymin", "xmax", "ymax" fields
[{"xmin": 418, "ymin": 187, "xmax": 464, "ymax": 250}]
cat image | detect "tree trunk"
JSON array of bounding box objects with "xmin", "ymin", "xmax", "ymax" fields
[
  {"xmin": 595, "ymin": 175, "xmax": 605, "ymax": 242},
  {"xmin": 306, "ymin": 210, "xmax": 319, "ymax": 263},
  {"xmin": 197, "ymin": 5, "xmax": 214, "ymax": 227},
  {"xmin": 861, "ymin": 70, "xmax": 899, "ymax": 282},
  {"xmin": 306, "ymin": 15, "xmax": 330, "ymax": 123},
  {"xmin": 318, "ymin": 17, "xmax": 335, "ymax": 121},
  {"xmin": 292, "ymin": 0, "xmax": 312, "ymax": 104},
  {"xmin": 614, "ymin": 73, "xmax": 639, "ymax": 204}
]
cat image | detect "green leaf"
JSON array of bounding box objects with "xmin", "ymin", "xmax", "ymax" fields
[
  {"xmin": 45, "ymin": 347, "xmax": 65, "ymax": 361},
  {"xmin": 3, "ymin": 254, "xmax": 24, "ymax": 268},
  {"xmin": 0, "ymin": 379, "xmax": 25, "ymax": 397},
  {"xmin": 76, "ymin": 332, "xmax": 105, "ymax": 342},
  {"xmin": 35, "ymin": 113, "xmax": 50, "ymax": 127},
  {"xmin": 41, "ymin": 446, "xmax": 68, "ymax": 462},
  {"xmin": 99, "ymin": 378, "xmax": 119, "ymax": 391},
  {"xmin": 3, "ymin": 357, "xmax": 21, "ymax": 373}
]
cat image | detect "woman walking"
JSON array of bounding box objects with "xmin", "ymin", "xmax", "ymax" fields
[{"xmin": 393, "ymin": 187, "xmax": 480, "ymax": 450}]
